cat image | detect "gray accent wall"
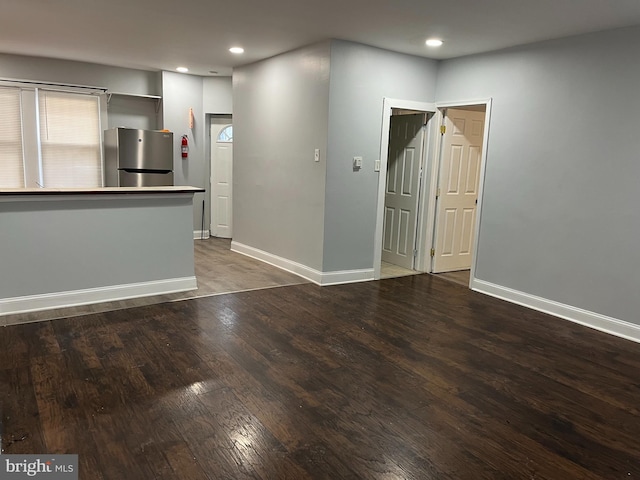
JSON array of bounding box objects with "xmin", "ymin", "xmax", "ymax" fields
[
  {"xmin": 203, "ymin": 77, "xmax": 233, "ymax": 231},
  {"xmin": 323, "ymin": 40, "xmax": 438, "ymax": 271},
  {"xmin": 107, "ymin": 95, "xmax": 160, "ymax": 130},
  {"xmin": 204, "ymin": 77, "xmax": 232, "ymax": 114},
  {"xmin": 162, "ymin": 71, "xmax": 207, "ymax": 230},
  {"xmin": 436, "ymin": 26, "xmax": 640, "ymax": 324},
  {"xmin": 232, "ymin": 40, "xmax": 437, "ymax": 274},
  {"xmin": 0, "ymin": 53, "xmax": 160, "ymax": 94},
  {"xmin": 1, "ymin": 195, "xmax": 195, "ymax": 299},
  {"xmin": 233, "ymin": 42, "xmax": 331, "ymax": 271}
]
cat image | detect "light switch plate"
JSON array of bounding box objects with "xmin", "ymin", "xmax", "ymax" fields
[
  {"xmin": 353, "ymin": 156, "xmax": 363, "ymax": 169},
  {"xmin": 314, "ymin": 149, "xmax": 320, "ymax": 162},
  {"xmin": 374, "ymin": 159, "xmax": 381, "ymax": 172}
]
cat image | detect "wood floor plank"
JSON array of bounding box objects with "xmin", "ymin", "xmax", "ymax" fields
[
  {"xmin": 196, "ymin": 386, "xmax": 312, "ymax": 480},
  {"xmin": 0, "ymin": 366, "xmax": 46, "ymax": 454}
]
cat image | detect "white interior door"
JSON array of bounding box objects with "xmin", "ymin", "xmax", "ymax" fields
[
  {"xmin": 432, "ymin": 108, "xmax": 485, "ymax": 273},
  {"xmin": 382, "ymin": 113, "xmax": 425, "ymax": 269},
  {"xmin": 210, "ymin": 123, "xmax": 233, "ymax": 238}
]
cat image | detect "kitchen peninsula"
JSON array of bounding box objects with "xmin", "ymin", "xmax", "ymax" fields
[{"xmin": 0, "ymin": 186, "xmax": 204, "ymax": 320}]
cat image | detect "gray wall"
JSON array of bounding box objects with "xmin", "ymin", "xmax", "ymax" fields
[
  {"xmin": 107, "ymin": 95, "xmax": 160, "ymax": 130},
  {"xmin": 0, "ymin": 53, "xmax": 162, "ymax": 139},
  {"xmin": 1, "ymin": 195, "xmax": 195, "ymax": 299},
  {"xmin": 436, "ymin": 26, "xmax": 640, "ymax": 323},
  {"xmin": 162, "ymin": 73, "xmax": 234, "ymax": 232},
  {"xmin": 323, "ymin": 40, "xmax": 438, "ymax": 271},
  {"xmin": 162, "ymin": 71, "xmax": 207, "ymax": 231},
  {"xmin": 0, "ymin": 53, "xmax": 160, "ymax": 94},
  {"xmin": 233, "ymin": 42, "xmax": 331, "ymax": 270},
  {"xmin": 203, "ymin": 77, "xmax": 233, "ymax": 232},
  {"xmin": 204, "ymin": 77, "xmax": 232, "ymax": 114}
]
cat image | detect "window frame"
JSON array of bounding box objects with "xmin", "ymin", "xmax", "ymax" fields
[
  {"xmin": 0, "ymin": 79, "xmax": 107, "ymax": 188},
  {"xmin": 216, "ymin": 125, "xmax": 233, "ymax": 143}
]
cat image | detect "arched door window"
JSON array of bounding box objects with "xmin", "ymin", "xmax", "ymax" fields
[{"xmin": 217, "ymin": 125, "xmax": 233, "ymax": 142}]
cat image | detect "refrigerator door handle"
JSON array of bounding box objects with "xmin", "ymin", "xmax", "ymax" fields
[{"xmin": 121, "ymin": 168, "xmax": 172, "ymax": 174}]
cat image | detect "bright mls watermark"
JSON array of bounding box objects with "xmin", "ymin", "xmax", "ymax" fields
[{"xmin": 0, "ymin": 455, "xmax": 77, "ymax": 479}]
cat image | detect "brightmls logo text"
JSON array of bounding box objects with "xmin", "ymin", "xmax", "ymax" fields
[
  {"xmin": 0, "ymin": 455, "xmax": 77, "ymax": 479},
  {"xmin": 5, "ymin": 458, "xmax": 52, "ymax": 476}
]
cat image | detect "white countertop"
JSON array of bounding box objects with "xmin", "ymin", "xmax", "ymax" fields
[{"xmin": 0, "ymin": 186, "xmax": 205, "ymax": 196}]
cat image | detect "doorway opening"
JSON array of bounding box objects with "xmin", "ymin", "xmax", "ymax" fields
[
  {"xmin": 429, "ymin": 101, "xmax": 491, "ymax": 287},
  {"xmin": 381, "ymin": 111, "xmax": 428, "ymax": 278},
  {"xmin": 210, "ymin": 115, "xmax": 233, "ymax": 238},
  {"xmin": 374, "ymin": 99, "xmax": 436, "ymax": 280},
  {"xmin": 373, "ymin": 98, "xmax": 491, "ymax": 287}
]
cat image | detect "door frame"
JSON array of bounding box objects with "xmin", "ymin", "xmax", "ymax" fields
[
  {"xmin": 210, "ymin": 122, "xmax": 233, "ymax": 238},
  {"xmin": 427, "ymin": 98, "xmax": 493, "ymax": 284},
  {"xmin": 373, "ymin": 98, "xmax": 436, "ymax": 280},
  {"xmin": 208, "ymin": 114, "xmax": 233, "ymax": 238}
]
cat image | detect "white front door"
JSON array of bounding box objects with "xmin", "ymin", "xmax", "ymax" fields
[
  {"xmin": 210, "ymin": 123, "xmax": 233, "ymax": 238},
  {"xmin": 382, "ymin": 113, "xmax": 425, "ymax": 269},
  {"xmin": 432, "ymin": 108, "xmax": 485, "ymax": 273}
]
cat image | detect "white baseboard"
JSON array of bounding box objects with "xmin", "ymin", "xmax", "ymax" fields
[
  {"xmin": 194, "ymin": 230, "xmax": 210, "ymax": 240},
  {"xmin": 319, "ymin": 268, "xmax": 376, "ymax": 286},
  {"xmin": 0, "ymin": 277, "xmax": 197, "ymax": 319},
  {"xmin": 230, "ymin": 241, "xmax": 374, "ymax": 286},
  {"xmin": 471, "ymin": 278, "xmax": 640, "ymax": 344}
]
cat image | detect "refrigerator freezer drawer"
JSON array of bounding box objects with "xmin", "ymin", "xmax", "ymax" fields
[{"xmin": 118, "ymin": 170, "xmax": 174, "ymax": 187}]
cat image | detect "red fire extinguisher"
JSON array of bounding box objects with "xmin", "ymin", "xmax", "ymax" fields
[{"xmin": 181, "ymin": 135, "xmax": 189, "ymax": 158}]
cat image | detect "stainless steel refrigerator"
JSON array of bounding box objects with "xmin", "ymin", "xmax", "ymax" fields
[{"xmin": 104, "ymin": 128, "xmax": 174, "ymax": 187}]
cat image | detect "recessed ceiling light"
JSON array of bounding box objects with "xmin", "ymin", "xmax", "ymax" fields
[
  {"xmin": 176, "ymin": 66, "xmax": 189, "ymax": 73},
  {"xmin": 229, "ymin": 47, "xmax": 244, "ymax": 54},
  {"xmin": 426, "ymin": 39, "xmax": 443, "ymax": 47}
]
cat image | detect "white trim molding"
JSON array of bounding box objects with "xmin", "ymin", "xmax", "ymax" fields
[
  {"xmin": 194, "ymin": 230, "xmax": 211, "ymax": 240},
  {"xmin": 1, "ymin": 277, "xmax": 197, "ymax": 321},
  {"xmin": 374, "ymin": 98, "xmax": 437, "ymax": 280},
  {"xmin": 472, "ymin": 278, "xmax": 640, "ymax": 344},
  {"xmin": 231, "ymin": 242, "xmax": 374, "ymax": 286}
]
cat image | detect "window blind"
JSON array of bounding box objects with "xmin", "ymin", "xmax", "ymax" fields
[
  {"xmin": 0, "ymin": 87, "xmax": 25, "ymax": 188},
  {"xmin": 38, "ymin": 90, "xmax": 102, "ymax": 188}
]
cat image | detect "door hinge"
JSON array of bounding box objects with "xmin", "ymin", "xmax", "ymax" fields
[
  {"xmin": 436, "ymin": 187, "xmax": 441, "ymax": 198},
  {"xmin": 413, "ymin": 249, "xmax": 418, "ymax": 257},
  {"xmin": 440, "ymin": 125, "xmax": 446, "ymax": 134},
  {"xmin": 430, "ymin": 248, "xmax": 435, "ymax": 257}
]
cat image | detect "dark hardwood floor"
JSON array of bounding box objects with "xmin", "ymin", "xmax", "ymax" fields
[{"xmin": 1, "ymin": 274, "xmax": 639, "ymax": 479}]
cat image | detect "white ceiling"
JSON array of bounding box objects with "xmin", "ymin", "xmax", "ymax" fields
[{"xmin": 3, "ymin": 0, "xmax": 640, "ymax": 76}]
